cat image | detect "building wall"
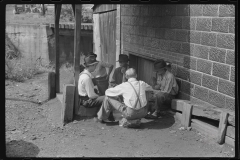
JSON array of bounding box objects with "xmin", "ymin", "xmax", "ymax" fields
[
  {"xmin": 6, "ymin": 23, "xmax": 93, "ymax": 66},
  {"xmin": 121, "ymin": 4, "xmax": 235, "ymax": 111}
]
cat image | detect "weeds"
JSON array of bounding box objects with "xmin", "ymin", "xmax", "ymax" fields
[{"xmin": 5, "ymin": 57, "xmax": 54, "ymax": 82}]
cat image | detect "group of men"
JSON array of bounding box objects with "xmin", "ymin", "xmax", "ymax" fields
[{"xmin": 78, "ymin": 52, "xmax": 179, "ymax": 125}]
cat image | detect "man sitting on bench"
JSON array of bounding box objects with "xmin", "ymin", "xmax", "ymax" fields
[
  {"xmin": 94, "ymin": 68, "xmax": 157, "ymax": 123},
  {"xmin": 78, "ymin": 56, "xmax": 105, "ymax": 116}
]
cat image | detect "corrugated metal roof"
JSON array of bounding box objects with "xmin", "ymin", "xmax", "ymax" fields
[{"xmin": 48, "ymin": 23, "xmax": 93, "ymax": 30}]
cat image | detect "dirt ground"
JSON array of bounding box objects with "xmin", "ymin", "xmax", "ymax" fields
[{"xmin": 5, "ymin": 69, "xmax": 235, "ymax": 157}]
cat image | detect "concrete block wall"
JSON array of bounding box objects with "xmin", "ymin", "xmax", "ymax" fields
[{"xmin": 121, "ymin": 4, "xmax": 235, "ymax": 111}]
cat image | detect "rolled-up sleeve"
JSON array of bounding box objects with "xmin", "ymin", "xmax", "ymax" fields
[
  {"xmin": 85, "ymin": 78, "xmax": 98, "ymax": 98},
  {"xmin": 105, "ymin": 84, "xmax": 124, "ymax": 97}
]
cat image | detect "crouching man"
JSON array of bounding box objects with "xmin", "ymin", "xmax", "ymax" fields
[
  {"xmin": 95, "ymin": 68, "xmax": 156, "ymax": 123},
  {"xmin": 148, "ymin": 59, "xmax": 179, "ymax": 118}
]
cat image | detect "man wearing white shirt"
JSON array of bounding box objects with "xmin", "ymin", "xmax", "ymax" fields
[
  {"xmin": 95, "ymin": 68, "xmax": 157, "ymax": 122},
  {"xmin": 78, "ymin": 56, "xmax": 105, "ymax": 116}
]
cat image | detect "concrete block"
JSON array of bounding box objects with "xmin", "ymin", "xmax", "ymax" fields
[
  {"xmin": 230, "ymin": 67, "xmax": 235, "ymax": 82},
  {"xmin": 196, "ymin": 18, "xmax": 212, "ymax": 32},
  {"xmin": 211, "ymin": 18, "xmax": 230, "ymax": 33},
  {"xmin": 212, "ymin": 63, "xmax": 230, "ymax": 80},
  {"xmin": 176, "ymin": 5, "xmax": 189, "ymax": 16},
  {"xmin": 203, "ymin": 5, "xmax": 219, "ymax": 17},
  {"xmin": 193, "ymin": 45, "xmax": 209, "ymax": 60},
  {"xmin": 176, "ymin": 66, "xmax": 190, "ymax": 81},
  {"xmin": 196, "ymin": 59, "xmax": 212, "ymax": 75},
  {"xmin": 169, "ymin": 41, "xmax": 181, "ymax": 53},
  {"xmin": 217, "ymin": 33, "xmax": 235, "ymax": 50},
  {"xmin": 190, "ymin": 5, "xmax": 203, "ymax": 16},
  {"xmin": 159, "ymin": 40, "xmax": 170, "ymax": 51},
  {"xmin": 189, "ymin": 70, "xmax": 202, "ymax": 85},
  {"xmin": 194, "ymin": 85, "xmax": 209, "ymax": 102},
  {"xmin": 181, "ymin": 43, "xmax": 194, "ymax": 56},
  {"xmin": 189, "ymin": 31, "xmax": 201, "ymax": 44},
  {"xmin": 171, "ymin": 17, "xmax": 182, "ymax": 29},
  {"xmin": 229, "ymin": 18, "xmax": 235, "ymax": 33},
  {"xmin": 226, "ymin": 50, "xmax": 235, "ymax": 66},
  {"xmin": 183, "ymin": 56, "xmax": 197, "ymax": 70},
  {"xmin": 218, "ymin": 79, "xmax": 235, "ymax": 97},
  {"xmin": 219, "ymin": 5, "xmax": 235, "ymax": 17},
  {"xmin": 164, "ymin": 29, "xmax": 175, "ymax": 40},
  {"xmin": 209, "ymin": 47, "xmax": 226, "ymax": 63},
  {"xmin": 202, "ymin": 74, "xmax": 218, "ymax": 91},
  {"xmin": 201, "ymin": 32, "xmax": 217, "ymax": 47},
  {"xmin": 175, "ymin": 30, "xmax": 188, "ymax": 42},
  {"xmin": 62, "ymin": 84, "xmax": 75, "ymax": 124},
  {"xmin": 208, "ymin": 90, "xmax": 226, "ymax": 108},
  {"xmin": 180, "ymin": 81, "xmax": 194, "ymax": 96}
]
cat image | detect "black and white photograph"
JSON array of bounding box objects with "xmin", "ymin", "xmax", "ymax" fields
[{"xmin": 5, "ymin": 3, "xmax": 236, "ymax": 158}]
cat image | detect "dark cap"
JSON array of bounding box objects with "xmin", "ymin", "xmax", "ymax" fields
[{"xmin": 88, "ymin": 52, "xmax": 97, "ymax": 58}]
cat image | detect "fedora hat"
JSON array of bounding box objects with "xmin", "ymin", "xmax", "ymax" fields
[
  {"xmin": 154, "ymin": 59, "xmax": 166, "ymax": 70},
  {"xmin": 117, "ymin": 54, "xmax": 129, "ymax": 62},
  {"xmin": 84, "ymin": 55, "xmax": 98, "ymax": 67},
  {"xmin": 88, "ymin": 52, "xmax": 97, "ymax": 58}
]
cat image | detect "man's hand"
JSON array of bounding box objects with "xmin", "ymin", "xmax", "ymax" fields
[
  {"xmin": 121, "ymin": 67, "xmax": 127, "ymax": 74},
  {"xmin": 153, "ymin": 84, "xmax": 160, "ymax": 90}
]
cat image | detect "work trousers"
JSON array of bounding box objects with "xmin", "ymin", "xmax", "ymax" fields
[{"xmin": 97, "ymin": 96, "xmax": 148, "ymax": 121}]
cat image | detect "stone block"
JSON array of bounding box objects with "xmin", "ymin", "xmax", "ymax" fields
[
  {"xmin": 208, "ymin": 90, "xmax": 225, "ymax": 108},
  {"xmin": 225, "ymin": 97, "xmax": 235, "ymax": 111},
  {"xmin": 226, "ymin": 50, "xmax": 235, "ymax": 66},
  {"xmin": 196, "ymin": 18, "xmax": 212, "ymax": 32},
  {"xmin": 155, "ymin": 28, "xmax": 165, "ymax": 39},
  {"xmin": 180, "ymin": 80, "xmax": 194, "ymax": 96},
  {"xmin": 147, "ymin": 27, "xmax": 156, "ymax": 38},
  {"xmin": 217, "ymin": 33, "xmax": 235, "ymax": 50},
  {"xmin": 171, "ymin": 17, "xmax": 182, "ymax": 29},
  {"xmin": 201, "ymin": 32, "xmax": 217, "ymax": 47},
  {"xmin": 212, "ymin": 63, "xmax": 230, "ymax": 80},
  {"xmin": 190, "ymin": 5, "xmax": 203, "ymax": 16},
  {"xmin": 202, "ymin": 74, "xmax": 218, "ymax": 91},
  {"xmin": 219, "ymin": 5, "xmax": 235, "ymax": 17},
  {"xmin": 162, "ymin": 5, "xmax": 177, "ymax": 16},
  {"xmin": 211, "ymin": 18, "xmax": 230, "ymax": 33},
  {"xmin": 190, "ymin": 70, "xmax": 202, "ymax": 85},
  {"xmin": 218, "ymin": 79, "xmax": 235, "ymax": 97},
  {"xmin": 196, "ymin": 59, "xmax": 212, "ymax": 75},
  {"xmin": 164, "ymin": 29, "xmax": 176, "ymax": 40},
  {"xmin": 141, "ymin": 6, "xmax": 148, "ymax": 16},
  {"xmin": 176, "ymin": 5, "xmax": 190, "ymax": 16},
  {"xmin": 144, "ymin": 37, "xmax": 152, "ymax": 47},
  {"xmin": 189, "ymin": 31, "xmax": 201, "ymax": 44},
  {"xmin": 230, "ymin": 67, "xmax": 235, "ymax": 82},
  {"xmin": 183, "ymin": 56, "xmax": 197, "ymax": 70},
  {"xmin": 193, "ymin": 45, "xmax": 209, "ymax": 59},
  {"xmin": 194, "ymin": 85, "xmax": 209, "ymax": 102},
  {"xmin": 150, "ymin": 38, "xmax": 160, "ymax": 49},
  {"xmin": 169, "ymin": 41, "xmax": 181, "ymax": 53},
  {"xmin": 209, "ymin": 47, "xmax": 226, "ymax": 63},
  {"xmin": 229, "ymin": 18, "xmax": 235, "ymax": 33},
  {"xmin": 176, "ymin": 30, "xmax": 188, "ymax": 42},
  {"xmin": 181, "ymin": 43, "xmax": 194, "ymax": 56},
  {"xmin": 159, "ymin": 40, "xmax": 170, "ymax": 51},
  {"xmin": 162, "ymin": 16, "xmax": 172, "ymax": 28},
  {"xmin": 203, "ymin": 5, "xmax": 219, "ymax": 17}
]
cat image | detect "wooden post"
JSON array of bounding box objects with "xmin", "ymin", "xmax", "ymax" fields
[
  {"xmin": 73, "ymin": 4, "xmax": 82, "ymax": 115},
  {"xmin": 48, "ymin": 72, "xmax": 56, "ymax": 99},
  {"xmin": 55, "ymin": 4, "xmax": 62, "ymax": 93},
  {"xmin": 181, "ymin": 103, "xmax": 193, "ymax": 128},
  {"xmin": 217, "ymin": 111, "xmax": 229, "ymax": 144}
]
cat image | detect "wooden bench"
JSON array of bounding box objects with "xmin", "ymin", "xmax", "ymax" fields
[{"xmin": 170, "ymin": 99, "xmax": 235, "ymax": 147}]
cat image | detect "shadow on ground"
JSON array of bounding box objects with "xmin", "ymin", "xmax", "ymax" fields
[{"xmin": 6, "ymin": 140, "xmax": 40, "ymax": 157}]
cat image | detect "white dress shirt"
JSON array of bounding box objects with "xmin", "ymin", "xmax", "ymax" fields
[
  {"xmin": 105, "ymin": 78, "xmax": 154, "ymax": 109},
  {"xmin": 78, "ymin": 69, "xmax": 98, "ymax": 99}
]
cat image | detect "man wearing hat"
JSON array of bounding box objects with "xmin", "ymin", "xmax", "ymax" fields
[
  {"xmin": 78, "ymin": 55, "xmax": 105, "ymax": 115},
  {"xmin": 86, "ymin": 52, "xmax": 114, "ymax": 96},
  {"xmin": 147, "ymin": 59, "xmax": 179, "ymax": 118},
  {"xmin": 109, "ymin": 54, "xmax": 129, "ymax": 88}
]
